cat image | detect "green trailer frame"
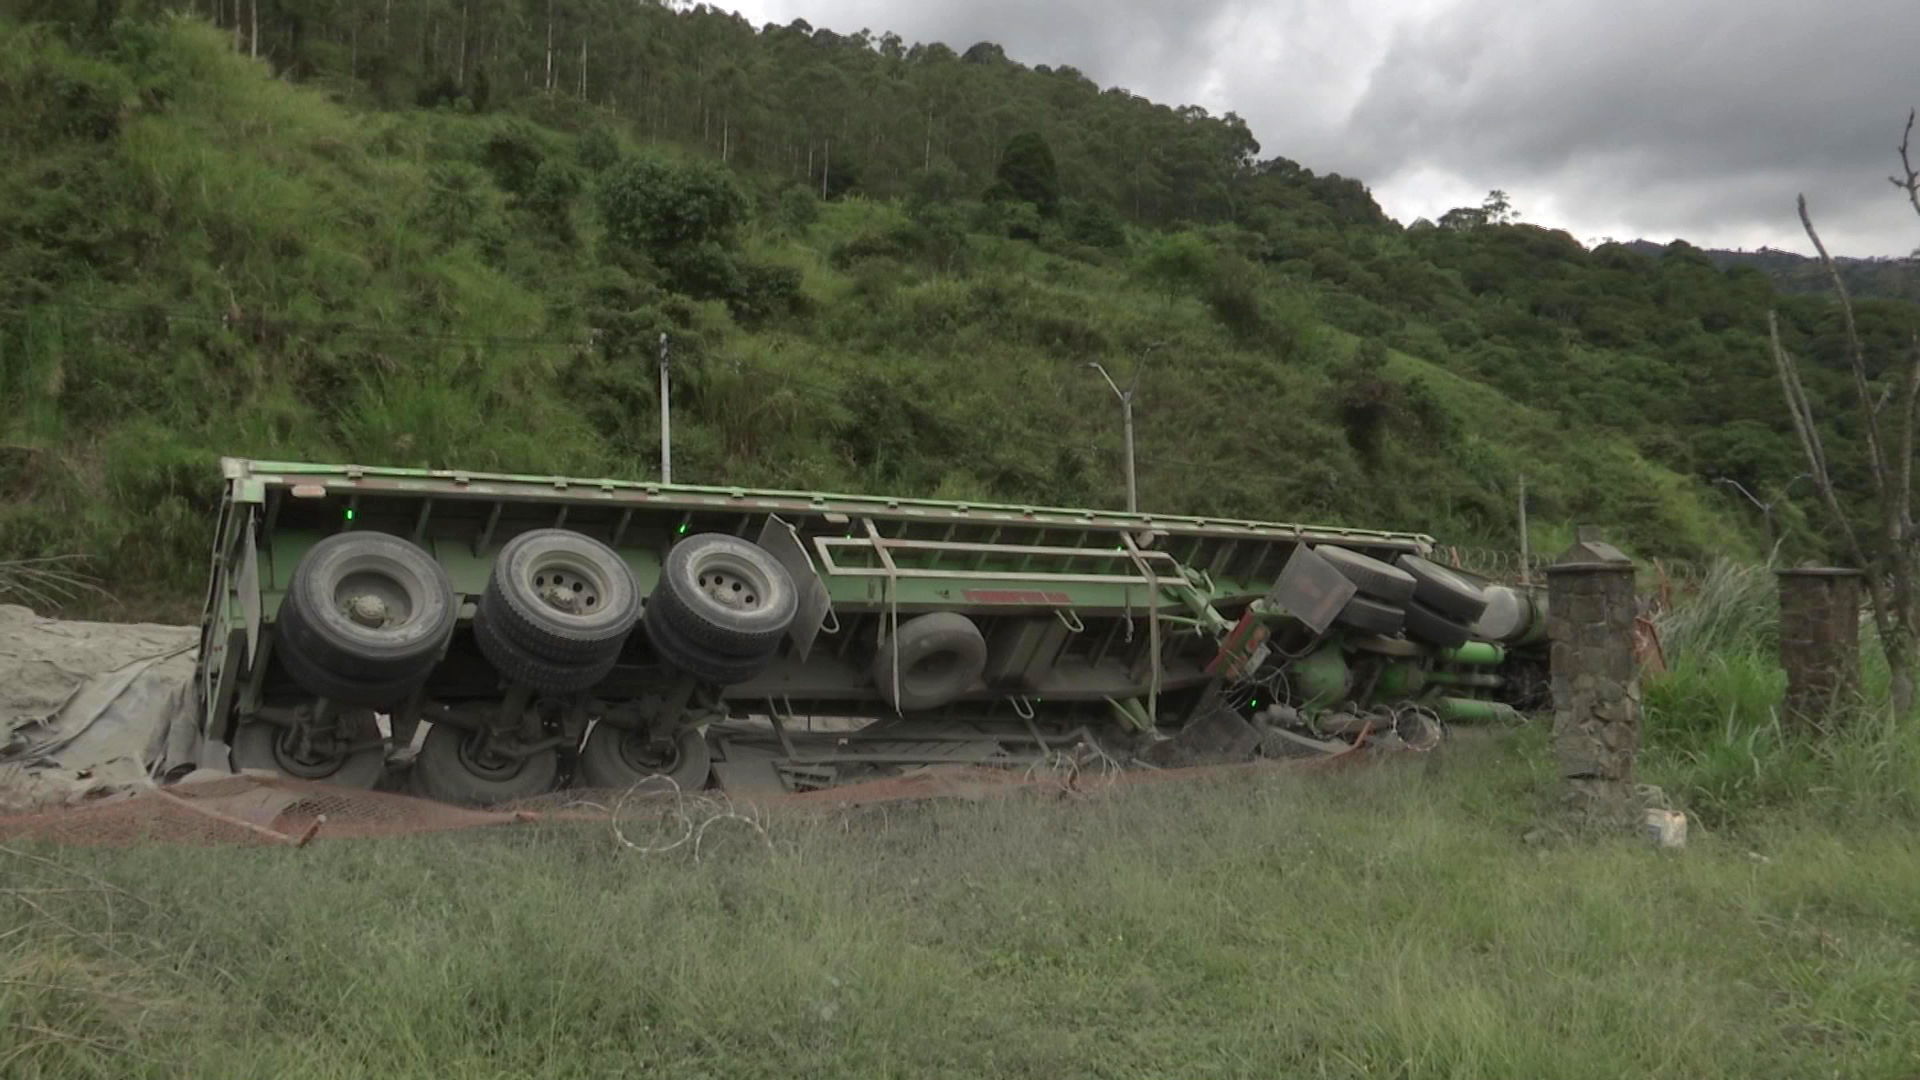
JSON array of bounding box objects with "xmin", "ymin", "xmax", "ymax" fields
[{"xmin": 196, "ymin": 458, "xmax": 1539, "ymax": 800}]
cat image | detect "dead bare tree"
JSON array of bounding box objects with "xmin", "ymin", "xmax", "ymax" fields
[{"xmin": 1770, "ymin": 108, "xmax": 1920, "ymax": 715}]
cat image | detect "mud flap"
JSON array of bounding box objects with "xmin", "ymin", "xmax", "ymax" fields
[{"xmin": 755, "ymin": 515, "xmax": 833, "ymax": 662}]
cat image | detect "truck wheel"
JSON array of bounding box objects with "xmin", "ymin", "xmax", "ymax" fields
[
  {"xmin": 1394, "ymin": 554, "xmax": 1491, "ymax": 623},
  {"xmin": 1472, "ymin": 585, "xmax": 1529, "ymax": 643},
  {"xmin": 1315, "ymin": 545, "xmax": 1418, "ymax": 604},
  {"xmin": 231, "ymin": 713, "xmax": 386, "ymax": 788},
  {"xmin": 872, "ymin": 612, "xmax": 987, "ymax": 712},
  {"xmin": 1402, "ymin": 599, "xmax": 1473, "ymax": 649},
  {"xmin": 473, "ymin": 604, "xmax": 620, "ymax": 695},
  {"xmin": 483, "ymin": 529, "xmax": 641, "ymax": 665},
  {"xmin": 1334, "ymin": 595, "xmax": 1405, "ymax": 636},
  {"xmin": 274, "ymin": 605, "xmax": 430, "ymax": 707},
  {"xmin": 410, "ymin": 722, "xmax": 559, "ymax": 806},
  {"xmin": 278, "ymin": 532, "xmax": 457, "ymax": 683},
  {"xmin": 653, "ymin": 534, "xmax": 797, "ymax": 656},
  {"xmin": 576, "ymin": 722, "xmax": 712, "ymax": 792},
  {"xmin": 643, "ymin": 601, "xmax": 780, "ymax": 685}
]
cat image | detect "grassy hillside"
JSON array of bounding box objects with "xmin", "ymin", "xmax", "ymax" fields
[{"xmin": 0, "ymin": 17, "xmax": 1760, "ymax": 615}]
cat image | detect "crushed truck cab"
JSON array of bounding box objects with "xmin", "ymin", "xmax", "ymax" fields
[{"xmin": 195, "ymin": 458, "xmax": 1548, "ymax": 803}]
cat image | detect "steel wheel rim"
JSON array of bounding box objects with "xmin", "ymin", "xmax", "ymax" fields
[
  {"xmin": 328, "ymin": 554, "xmax": 421, "ymax": 636},
  {"xmin": 522, "ymin": 553, "xmax": 613, "ymax": 619},
  {"xmin": 615, "ymin": 729, "xmax": 681, "ymax": 774},
  {"xmin": 271, "ymin": 724, "xmax": 354, "ymax": 780},
  {"xmin": 686, "ymin": 550, "xmax": 773, "ymax": 615},
  {"xmin": 453, "ymin": 730, "xmax": 524, "ymax": 781}
]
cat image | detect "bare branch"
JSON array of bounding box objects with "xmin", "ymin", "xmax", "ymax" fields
[
  {"xmin": 1892, "ymin": 108, "xmax": 1920, "ymax": 223},
  {"xmin": 1901, "ymin": 330, "xmax": 1920, "ymax": 545},
  {"xmin": 1798, "ymin": 194, "xmax": 1892, "ymax": 508},
  {"xmin": 1770, "ymin": 310, "xmax": 1895, "ymax": 642}
]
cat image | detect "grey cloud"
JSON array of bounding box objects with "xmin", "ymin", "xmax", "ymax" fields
[
  {"xmin": 725, "ymin": 0, "xmax": 1919, "ymax": 254},
  {"xmin": 1337, "ymin": 0, "xmax": 1920, "ymax": 253}
]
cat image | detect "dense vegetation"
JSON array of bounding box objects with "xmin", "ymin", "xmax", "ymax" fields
[{"xmin": 0, "ymin": 4, "xmax": 1915, "ymax": 615}]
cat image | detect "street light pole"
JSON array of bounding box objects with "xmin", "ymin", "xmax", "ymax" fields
[
  {"xmin": 658, "ymin": 332, "xmax": 672, "ymax": 485},
  {"xmin": 1086, "ymin": 342, "xmax": 1163, "ymax": 514}
]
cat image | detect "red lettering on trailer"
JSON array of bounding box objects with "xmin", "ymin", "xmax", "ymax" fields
[{"xmin": 961, "ymin": 589, "xmax": 1073, "ymax": 605}]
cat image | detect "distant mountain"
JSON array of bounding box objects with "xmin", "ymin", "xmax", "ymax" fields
[{"xmin": 1620, "ymin": 241, "xmax": 1920, "ymax": 302}]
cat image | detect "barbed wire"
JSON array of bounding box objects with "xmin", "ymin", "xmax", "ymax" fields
[{"xmin": 565, "ymin": 774, "xmax": 775, "ymax": 861}]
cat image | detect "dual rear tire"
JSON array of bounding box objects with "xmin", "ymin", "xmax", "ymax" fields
[{"xmin": 1317, "ymin": 545, "xmax": 1492, "ymax": 649}]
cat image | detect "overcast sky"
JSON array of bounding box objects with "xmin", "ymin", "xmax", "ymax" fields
[{"xmin": 718, "ymin": 0, "xmax": 1920, "ymax": 257}]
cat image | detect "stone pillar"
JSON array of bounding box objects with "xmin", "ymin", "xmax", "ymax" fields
[
  {"xmin": 1545, "ymin": 527, "xmax": 1640, "ymax": 825},
  {"xmin": 1777, "ymin": 566, "xmax": 1864, "ymax": 729}
]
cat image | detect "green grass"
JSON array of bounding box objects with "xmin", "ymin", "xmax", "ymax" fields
[{"xmin": 5, "ymin": 729, "xmax": 1920, "ymax": 1080}]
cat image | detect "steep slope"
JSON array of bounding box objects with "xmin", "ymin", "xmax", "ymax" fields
[{"xmin": 0, "ymin": 17, "xmax": 1750, "ymax": 615}]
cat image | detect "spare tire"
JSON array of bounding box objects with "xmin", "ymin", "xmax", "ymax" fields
[
  {"xmin": 1335, "ymin": 595, "xmax": 1405, "ymax": 636},
  {"xmin": 277, "ymin": 532, "xmax": 457, "ymax": 685},
  {"xmin": 872, "ymin": 612, "xmax": 988, "ymax": 712},
  {"xmin": 483, "ymin": 529, "xmax": 641, "ymax": 665},
  {"xmin": 1394, "ymin": 554, "xmax": 1491, "ymax": 623},
  {"xmin": 1403, "ymin": 599, "xmax": 1473, "ymax": 650},
  {"xmin": 652, "ymin": 534, "xmax": 798, "ymax": 657},
  {"xmin": 1316, "ymin": 545, "xmax": 1419, "ymax": 604}
]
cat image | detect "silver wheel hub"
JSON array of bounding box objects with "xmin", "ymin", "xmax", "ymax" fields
[{"xmin": 346, "ymin": 594, "xmax": 391, "ymax": 627}]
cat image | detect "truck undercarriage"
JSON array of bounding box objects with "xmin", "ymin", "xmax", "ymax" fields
[{"xmin": 197, "ymin": 459, "xmax": 1548, "ymax": 804}]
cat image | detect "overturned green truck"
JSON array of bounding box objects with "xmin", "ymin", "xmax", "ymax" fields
[{"xmin": 195, "ymin": 458, "xmax": 1549, "ymax": 804}]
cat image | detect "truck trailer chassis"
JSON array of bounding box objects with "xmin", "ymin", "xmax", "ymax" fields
[{"xmin": 195, "ymin": 459, "xmax": 1548, "ymax": 804}]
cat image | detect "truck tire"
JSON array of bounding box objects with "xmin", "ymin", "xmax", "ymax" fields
[
  {"xmin": 1394, "ymin": 554, "xmax": 1491, "ymax": 623},
  {"xmin": 1335, "ymin": 595, "xmax": 1405, "ymax": 636},
  {"xmin": 278, "ymin": 532, "xmax": 457, "ymax": 684},
  {"xmin": 643, "ymin": 602, "xmax": 780, "ymax": 685},
  {"xmin": 1315, "ymin": 545, "xmax": 1418, "ymax": 604},
  {"xmin": 230, "ymin": 714, "xmax": 387, "ymax": 788},
  {"xmin": 652, "ymin": 534, "xmax": 798, "ymax": 656},
  {"xmin": 274, "ymin": 612, "xmax": 429, "ymax": 707},
  {"xmin": 482, "ymin": 529, "xmax": 641, "ymax": 665},
  {"xmin": 576, "ymin": 722, "xmax": 712, "ymax": 792},
  {"xmin": 473, "ymin": 603, "xmax": 620, "ymax": 695},
  {"xmin": 1402, "ymin": 599, "xmax": 1473, "ymax": 650},
  {"xmin": 410, "ymin": 722, "xmax": 559, "ymax": 806},
  {"xmin": 872, "ymin": 612, "xmax": 988, "ymax": 712}
]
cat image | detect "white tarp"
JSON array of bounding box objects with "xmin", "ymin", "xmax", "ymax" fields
[{"xmin": 0, "ymin": 604, "xmax": 203, "ymax": 812}]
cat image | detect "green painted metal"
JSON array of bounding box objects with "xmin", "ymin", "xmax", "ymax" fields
[
  {"xmin": 1440, "ymin": 641, "xmax": 1506, "ymax": 667},
  {"xmin": 221, "ymin": 458, "xmax": 1438, "ymax": 551},
  {"xmin": 1291, "ymin": 645, "xmax": 1352, "ymax": 707},
  {"xmin": 1433, "ymin": 696, "xmax": 1515, "ymax": 724},
  {"xmin": 1374, "ymin": 661, "xmax": 1426, "ymax": 697}
]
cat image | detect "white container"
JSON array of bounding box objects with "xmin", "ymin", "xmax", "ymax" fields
[{"xmin": 1644, "ymin": 808, "xmax": 1687, "ymax": 849}]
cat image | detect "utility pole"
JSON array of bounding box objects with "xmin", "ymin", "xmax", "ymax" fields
[
  {"xmin": 1086, "ymin": 342, "xmax": 1163, "ymax": 514},
  {"xmin": 659, "ymin": 333, "xmax": 673, "ymax": 485},
  {"xmin": 1518, "ymin": 473, "xmax": 1530, "ymax": 585}
]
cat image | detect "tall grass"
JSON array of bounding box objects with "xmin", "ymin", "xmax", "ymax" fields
[
  {"xmin": 5, "ymin": 736, "xmax": 1920, "ymax": 1079},
  {"xmin": 1640, "ymin": 555, "xmax": 1920, "ymax": 827}
]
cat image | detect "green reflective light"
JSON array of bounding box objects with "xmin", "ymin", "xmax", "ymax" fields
[
  {"xmin": 677, "ymin": 523, "xmax": 688, "ymax": 535},
  {"xmin": 1249, "ymin": 698, "xmax": 1259, "ymax": 709},
  {"xmin": 345, "ymin": 509, "xmax": 355, "ymax": 521}
]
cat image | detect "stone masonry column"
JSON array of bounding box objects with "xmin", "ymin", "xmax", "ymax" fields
[
  {"xmin": 1545, "ymin": 527, "xmax": 1640, "ymax": 825},
  {"xmin": 1777, "ymin": 566, "xmax": 1864, "ymax": 730}
]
